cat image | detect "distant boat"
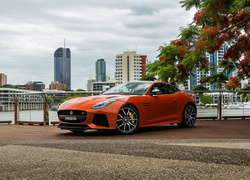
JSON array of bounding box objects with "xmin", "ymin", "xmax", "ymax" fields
[{"xmin": 225, "ymin": 102, "xmax": 250, "ymax": 109}]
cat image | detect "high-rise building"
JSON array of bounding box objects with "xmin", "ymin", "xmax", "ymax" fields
[
  {"xmin": 54, "ymin": 47, "xmax": 71, "ymax": 89},
  {"xmin": 187, "ymin": 44, "xmax": 232, "ymax": 90},
  {"xmin": 115, "ymin": 51, "xmax": 148, "ymax": 84},
  {"xmin": 96, "ymin": 59, "xmax": 106, "ymax": 82},
  {"xmin": 0, "ymin": 73, "xmax": 7, "ymax": 86}
]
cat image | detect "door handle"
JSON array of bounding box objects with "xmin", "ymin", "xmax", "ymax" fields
[{"xmin": 174, "ymin": 99, "xmax": 177, "ymax": 102}]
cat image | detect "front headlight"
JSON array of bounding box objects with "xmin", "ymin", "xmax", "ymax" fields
[{"xmin": 91, "ymin": 100, "xmax": 117, "ymax": 109}]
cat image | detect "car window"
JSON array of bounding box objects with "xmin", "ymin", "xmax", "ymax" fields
[
  {"xmin": 103, "ymin": 82, "xmax": 153, "ymax": 95},
  {"xmin": 148, "ymin": 83, "xmax": 179, "ymax": 95}
]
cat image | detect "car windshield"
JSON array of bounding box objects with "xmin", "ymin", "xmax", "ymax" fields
[{"xmin": 102, "ymin": 81, "xmax": 153, "ymax": 95}]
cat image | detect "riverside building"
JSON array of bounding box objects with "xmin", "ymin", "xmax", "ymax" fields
[
  {"xmin": 0, "ymin": 88, "xmax": 44, "ymax": 111},
  {"xmin": 115, "ymin": 51, "xmax": 148, "ymax": 84},
  {"xmin": 25, "ymin": 81, "xmax": 45, "ymax": 91},
  {"xmin": 49, "ymin": 81, "xmax": 67, "ymax": 90}
]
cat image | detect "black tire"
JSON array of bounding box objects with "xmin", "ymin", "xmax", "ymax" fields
[
  {"xmin": 116, "ymin": 105, "xmax": 139, "ymax": 135},
  {"xmin": 178, "ymin": 104, "xmax": 196, "ymax": 128}
]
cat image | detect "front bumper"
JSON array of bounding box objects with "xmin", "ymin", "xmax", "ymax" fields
[{"xmin": 58, "ymin": 124, "xmax": 90, "ymax": 131}]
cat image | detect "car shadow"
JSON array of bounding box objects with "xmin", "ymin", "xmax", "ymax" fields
[{"xmin": 57, "ymin": 124, "xmax": 188, "ymax": 137}]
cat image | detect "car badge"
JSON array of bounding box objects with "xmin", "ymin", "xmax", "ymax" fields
[{"xmin": 70, "ymin": 111, "xmax": 73, "ymax": 115}]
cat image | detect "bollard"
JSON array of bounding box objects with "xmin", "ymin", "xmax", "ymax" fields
[{"xmin": 42, "ymin": 94, "xmax": 49, "ymax": 125}]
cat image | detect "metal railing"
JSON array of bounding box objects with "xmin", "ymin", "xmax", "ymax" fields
[
  {"xmin": 0, "ymin": 90, "xmax": 249, "ymax": 125},
  {"xmin": 187, "ymin": 90, "xmax": 250, "ymax": 120},
  {"xmin": 0, "ymin": 91, "xmax": 99, "ymax": 125}
]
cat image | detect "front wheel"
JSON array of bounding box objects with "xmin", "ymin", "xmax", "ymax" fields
[
  {"xmin": 116, "ymin": 105, "xmax": 139, "ymax": 134},
  {"xmin": 178, "ymin": 104, "xmax": 196, "ymax": 128}
]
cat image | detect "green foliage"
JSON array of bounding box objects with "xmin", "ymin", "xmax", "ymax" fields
[
  {"xmin": 224, "ymin": 98, "xmax": 231, "ymax": 104},
  {"xmin": 239, "ymin": 85, "xmax": 250, "ymax": 102},
  {"xmin": 46, "ymin": 97, "xmax": 53, "ymax": 104},
  {"xmin": 140, "ymin": 74, "xmax": 156, "ymax": 81},
  {"xmin": 241, "ymin": 93, "xmax": 250, "ymax": 102},
  {"xmin": 62, "ymin": 88, "xmax": 73, "ymax": 91},
  {"xmin": 193, "ymin": 84, "xmax": 209, "ymax": 96},
  {"xmin": 180, "ymin": 0, "xmax": 202, "ymax": 10},
  {"xmin": 200, "ymin": 94, "xmax": 213, "ymax": 105},
  {"xmin": 209, "ymin": 73, "xmax": 228, "ymax": 89},
  {"xmin": 53, "ymin": 97, "xmax": 65, "ymax": 104},
  {"xmin": 193, "ymin": 84, "xmax": 209, "ymax": 90},
  {"xmin": 77, "ymin": 89, "xmax": 86, "ymax": 91}
]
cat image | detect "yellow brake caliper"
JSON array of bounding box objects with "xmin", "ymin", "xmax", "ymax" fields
[{"xmin": 128, "ymin": 112, "xmax": 135, "ymax": 124}]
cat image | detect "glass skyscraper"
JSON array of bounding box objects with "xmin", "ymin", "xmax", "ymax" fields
[
  {"xmin": 96, "ymin": 59, "xmax": 106, "ymax": 82},
  {"xmin": 54, "ymin": 47, "xmax": 71, "ymax": 89}
]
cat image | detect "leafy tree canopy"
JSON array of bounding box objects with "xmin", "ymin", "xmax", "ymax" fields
[
  {"xmin": 200, "ymin": 94, "xmax": 213, "ymax": 105},
  {"xmin": 144, "ymin": 0, "xmax": 249, "ymax": 88}
]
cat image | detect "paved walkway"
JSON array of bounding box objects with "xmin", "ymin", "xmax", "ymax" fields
[
  {"xmin": 0, "ymin": 120, "xmax": 249, "ymax": 179},
  {"xmin": 0, "ymin": 120, "xmax": 249, "ymax": 140}
]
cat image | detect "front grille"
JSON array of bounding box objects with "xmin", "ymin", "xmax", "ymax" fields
[{"xmin": 58, "ymin": 110, "xmax": 87, "ymax": 123}]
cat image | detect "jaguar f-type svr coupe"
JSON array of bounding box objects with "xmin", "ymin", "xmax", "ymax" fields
[{"xmin": 57, "ymin": 81, "xmax": 196, "ymax": 134}]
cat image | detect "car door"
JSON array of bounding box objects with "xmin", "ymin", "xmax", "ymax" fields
[{"xmin": 147, "ymin": 83, "xmax": 180, "ymax": 123}]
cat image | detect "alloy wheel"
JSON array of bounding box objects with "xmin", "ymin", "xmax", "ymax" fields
[
  {"xmin": 184, "ymin": 105, "xmax": 196, "ymax": 127},
  {"xmin": 116, "ymin": 105, "xmax": 139, "ymax": 134}
]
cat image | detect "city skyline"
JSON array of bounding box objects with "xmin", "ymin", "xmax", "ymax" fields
[{"xmin": 0, "ymin": 1, "xmax": 196, "ymax": 90}]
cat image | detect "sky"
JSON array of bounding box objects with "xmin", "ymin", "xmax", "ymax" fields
[{"xmin": 0, "ymin": 0, "xmax": 196, "ymax": 90}]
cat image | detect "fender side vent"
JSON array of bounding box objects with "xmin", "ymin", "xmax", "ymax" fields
[{"xmin": 93, "ymin": 114, "xmax": 109, "ymax": 127}]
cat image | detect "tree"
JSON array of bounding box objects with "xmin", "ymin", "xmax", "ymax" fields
[
  {"xmin": 225, "ymin": 76, "xmax": 240, "ymax": 90},
  {"xmin": 200, "ymin": 94, "xmax": 213, "ymax": 105},
  {"xmin": 224, "ymin": 98, "xmax": 231, "ymax": 104},
  {"xmin": 64, "ymin": 88, "xmax": 91, "ymax": 101},
  {"xmin": 140, "ymin": 73, "xmax": 157, "ymax": 81},
  {"xmin": 239, "ymin": 85, "xmax": 250, "ymax": 102},
  {"xmin": 144, "ymin": 0, "xmax": 249, "ymax": 87},
  {"xmin": 46, "ymin": 97, "xmax": 53, "ymax": 105},
  {"xmin": 192, "ymin": 84, "xmax": 209, "ymax": 96}
]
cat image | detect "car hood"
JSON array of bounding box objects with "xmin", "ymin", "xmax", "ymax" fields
[{"xmin": 60, "ymin": 95, "xmax": 131, "ymax": 108}]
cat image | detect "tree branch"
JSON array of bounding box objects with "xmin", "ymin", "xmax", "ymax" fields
[{"xmin": 220, "ymin": 15, "xmax": 250, "ymax": 34}]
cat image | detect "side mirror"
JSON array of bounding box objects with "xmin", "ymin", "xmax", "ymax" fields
[{"xmin": 151, "ymin": 89, "xmax": 162, "ymax": 96}]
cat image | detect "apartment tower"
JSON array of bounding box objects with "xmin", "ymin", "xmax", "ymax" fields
[{"xmin": 115, "ymin": 51, "xmax": 147, "ymax": 84}]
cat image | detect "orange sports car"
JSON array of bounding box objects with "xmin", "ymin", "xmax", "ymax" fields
[{"xmin": 57, "ymin": 81, "xmax": 196, "ymax": 134}]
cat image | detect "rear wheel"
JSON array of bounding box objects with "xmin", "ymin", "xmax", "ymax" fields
[
  {"xmin": 116, "ymin": 105, "xmax": 139, "ymax": 134},
  {"xmin": 178, "ymin": 104, "xmax": 196, "ymax": 128}
]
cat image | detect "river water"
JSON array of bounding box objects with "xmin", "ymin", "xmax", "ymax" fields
[{"xmin": 0, "ymin": 108, "xmax": 249, "ymax": 125}]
